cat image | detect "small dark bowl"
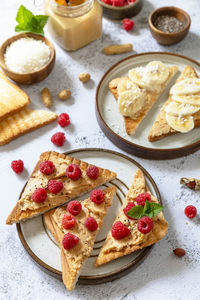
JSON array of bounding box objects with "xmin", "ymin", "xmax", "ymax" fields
[
  {"xmin": 98, "ymin": 0, "xmax": 143, "ymax": 20},
  {"xmin": 148, "ymin": 6, "xmax": 191, "ymax": 45}
]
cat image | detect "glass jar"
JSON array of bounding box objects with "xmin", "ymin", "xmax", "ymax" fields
[{"xmin": 44, "ymin": 0, "xmax": 102, "ymax": 51}]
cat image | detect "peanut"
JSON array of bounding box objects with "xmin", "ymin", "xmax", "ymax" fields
[
  {"xmin": 79, "ymin": 73, "xmax": 90, "ymax": 83},
  {"xmin": 104, "ymin": 44, "xmax": 133, "ymax": 55},
  {"xmin": 41, "ymin": 88, "xmax": 52, "ymax": 108},
  {"xmin": 58, "ymin": 89, "xmax": 71, "ymax": 101},
  {"xmin": 173, "ymin": 248, "xmax": 186, "ymax": 257}
]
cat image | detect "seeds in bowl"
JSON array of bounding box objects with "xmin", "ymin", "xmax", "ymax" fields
[
  {"xmin": 4, "ymin": 37, "xmax": 51, "ymax": 74},
  {"xmin": 153, "ymin": 15, "xmax": 185, "ymax": 33}
]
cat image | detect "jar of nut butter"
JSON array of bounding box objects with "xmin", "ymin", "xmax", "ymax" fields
[{"xmin": 44, "ymin": 0, "xmax": 102, "ymax": 51}]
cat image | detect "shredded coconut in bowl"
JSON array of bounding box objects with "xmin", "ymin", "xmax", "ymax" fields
[{"xmin": 4, "ymin": 37, "xmax": 51, "ymax": 74}]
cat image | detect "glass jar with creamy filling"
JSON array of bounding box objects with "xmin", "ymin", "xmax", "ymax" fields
[{"xmin": 44, "ymin": 0, "xmax": 102, "ymax": 51}]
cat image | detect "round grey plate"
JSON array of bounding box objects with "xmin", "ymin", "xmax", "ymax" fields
[
  {"xmin": 17, "ymin": 148, "xmax": 161, "ymax": 285},
  {"xmin": 96, "ymin": 52, "xmax": 200, "ymax": 159}
]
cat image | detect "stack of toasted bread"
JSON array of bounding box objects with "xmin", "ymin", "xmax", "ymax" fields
[{"xmin": 0, "ymin": 71, "xmax": 57, "ymax": 145}]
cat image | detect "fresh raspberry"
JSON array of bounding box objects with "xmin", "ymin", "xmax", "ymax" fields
[
  {"xmin": 48, "ymin": 180, "xmax": 63, "ymax": 194},
  {"xmin": 137, "ymin": 216, "xmax": 153, "ymax": 234},
  {"xmin": 67, "ymin": 200, "xmax": 82, "ymax": 216},
  {"xmin": 184, "ymin": 205, "xmax": 197, "ymax": 219},
  {"xmin": 90, "ymin": 189, "xmax": 105, "ymax": 205},
  {"xmin": 112, "ymin": 0, "xmax": 125, "ymax": 6},
  {"xmin": 86, "ymin": 166, "xmax": 99, "ymax": 180},
  {"xmin": 128, "ymin": 0, "xmax": 136, "ymax": 3},
  {"xmin": 39, "ymin": 160, "xmax": 55, "ymax": 175},
  {"xmin": 66, "ymin": 164, "xmax": 82, "ymax": 180},
  {"xmin": 84, "ymin": 217, "xmax": 98, "ymax": 231},
  {"xmin": 111, "ymin": 221, "xmax": 130, "ymax": 240},
  {"xmin": 62, "ymin": 214, "xmax": 76, "ymax": 229},
  {"xmin": 51, "ymin": 132, "xmax": 66, "ymax": 147},
  {"xmin": 11, "ymin": 160, "xmax": 24, "ymax": 174},
  {"xmin": 62, "ymin": 233, "xmax": 79, "ymax": 250},
  {"xmin": 58, "ymin": 113, "xmax": 70, "ymax": 128},
  {"xmin": 32, "ymin": 188, "xmax": 47, "ymax": 203},
  {"xmin": 122, "ymin": 18, "xmax": 134, "ymax": 31},
  {"xmin": 135, "ymin": 192, "xmax": 151, "ymax": 207},
  {"xmin": 101, "ymin": 0, "xmax": 112, "ymax": 4},
  {"xmin": 123, "ymin": 202, "xmax": 136, "ymax": 219}
]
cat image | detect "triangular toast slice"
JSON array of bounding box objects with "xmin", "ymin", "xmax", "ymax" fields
[
  {"xmin": 148, "ymin": 66, "xmax": 200, "ymax": 141},
  {"xmin": 6, "ymin": 152, "xmax": 117, "ymax": 224},
  {"xmin": 96, "ymin": 169, "xmax": 168, "ymax": 266},
  {"xmin": 44, "ymin": 186, "xmax": 116, "ymax": 291},
  {"xmin": 109, "ymin": 65, "xmax": 178, "ymax": 135},
  {"xmin": 0, "ymin": 71, "xmax": 30, "ymax": 121}
]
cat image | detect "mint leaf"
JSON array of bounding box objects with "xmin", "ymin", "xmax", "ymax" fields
[
  {"xmin": 15, "ymin": 5, "xmax": 49, "ymax": 36},
  {"xmin": 143, "ymin": 201, "xmax": 163, "ymax": 218},
  {"xmin": 127, "ymin": 205, "xmax": 144, "ymax": 219}
]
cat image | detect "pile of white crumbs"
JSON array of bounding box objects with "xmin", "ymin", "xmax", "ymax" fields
[{"xmin": 4, "ymin": 37, "xmax": 51, "ymax": 74}]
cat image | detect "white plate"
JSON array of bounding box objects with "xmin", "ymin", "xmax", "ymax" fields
[
  {"xmin": 17, "ymin": 148, "xmax": 161, "ymax": 284},
  {"xmin": 96, "ymin": 52, "xmax": 200, "ymax": 159}
]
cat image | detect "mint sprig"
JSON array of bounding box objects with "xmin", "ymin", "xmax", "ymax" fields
[
  {"xmin": 127, "ymin": 201, "xmax": 163, "ymax": 219},
  {"xmin": 15, "ymin": 5, "xmax": 49, "ymax": 36}
]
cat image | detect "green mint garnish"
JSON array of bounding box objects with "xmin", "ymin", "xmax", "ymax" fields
[
  {"xmin": 127, "ymin": 201, "xmax": 163, "ymax": 219},
  {"xmin": 15, "ymin": 5, "xmax": 49, "ymax": 36}
]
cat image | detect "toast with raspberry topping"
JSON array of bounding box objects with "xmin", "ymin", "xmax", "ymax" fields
[
  {"xmin": 6, "ymin": 151, "xmax": 117, "ymax": 225},
  {"xmin": 44, "ymin": 186, "xmax": 116, "ymax": 291},
  {"xmin": 96, "ymin": 169, "xmax": 168, "ymax": 266}
]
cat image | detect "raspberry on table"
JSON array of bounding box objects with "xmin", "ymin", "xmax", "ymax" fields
[
  {"xmin": 48, "ymin": 180, "xmax": 63, "ymax": 194},
  {"xmin": 39, "ymin": 160, "xmax": 55, "ymax": 175},
  {"xmin": 135, "ymin": 192, "xmax": 151, "ymax": 207},
  {"xmin": 90, "ymin": 189, "xmax": 105, "ymax": 205},
  {"xmin": 67, "ymin": 200, "xmax": 82, "ymax": 216},
  {"xmin": 51, "ymin": 132, "xmax": 66, "ymax": 147},
  {"xmin": 86, "ymin": 166, "xmax": 99, "ymax": 180},
  {"xmin": 112, "ymin": 221, "xmax": 130, "ymax": 240},
  {"xmin": 32, "ymin": 188, "xmax": 47, "ymax": 203},
  {"xmin": 62, "ymin": 232, "xmax": 79, "ymax": 250},
  {"xmin": 123, "ymin": 202, "xmax": 136, "ymax": 219},
  {"xmin": 137, "ymin": 216, "xmax": 153, "ymax": 234},
  {"xmin": 84, "ymin": 217, "xmax": 98, "ymax": 231},
  {"xmin": 58, "ymin": 113, "xmax": 70, "ymax": 128},
  {"xmin": 184, "ymin": 205, "xmax": 197, "ymax": 219},
  {"xmin": 122, "ymin": 18, "xmax": 134, "ymax": 31},
  {"xmin": 11, "ymin": 160, "xmax": 24, "ymax": 174},
  {"xmin": 66, "ymin": 164, "xmax": 82, "ymax": 180},
  {"xmin": 62, "ymin": 214, "xmax": 76, "ymax": 229}
]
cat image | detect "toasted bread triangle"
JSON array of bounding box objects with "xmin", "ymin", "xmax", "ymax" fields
[
  {"xmin": 6, "ymin": 152, "xmax": 117, "ymax": 225},
  {"xmin": 109, "ymin": 65, "xmax": 178, "ymax": 135},
  {"xmin": 148, "ymin": 66, "xmax": 200, "ymax": 142},
  {"xmin": 44, "ymin": 186, "xmax": 116, "ymax": 291},
  {"xmin": 96, "ymin": 169, "xmax": 168, "ymax": 266}
]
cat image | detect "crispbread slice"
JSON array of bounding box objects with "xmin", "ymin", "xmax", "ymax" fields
[
  {"xmin": 96, "ymin": 169, "xmax": 168, "ymax": 266},
  {"xmin": 0, "ymin": 108, "xmax": 57, "ymax": 146},
  {"xmin": 148, "ymin": 66, "xmax": 200, "ymax": 142},
  {"xmin": 44, "ymin": 186, "xmax": 116, "ymax": 291},
  {"xmin": 109, "ymin": 66, "xmax": 178, "ymax": 135},
  {"xmin": 0, "ymin": 71, "xmax": 30, "ymax": 121},
  {"xmin": 6, "ymin": 151, "xmax": 117, "ymax": 225}
]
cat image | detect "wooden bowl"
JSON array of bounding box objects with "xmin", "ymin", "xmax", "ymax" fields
[
  {"xmin": 148, "ymin": 6, "xmax": 191, "ymax": 45},
  {"xmin": 0, "ymin": 33, "xmax": 55, "ymax": 85},
  {"xmin": 98, "ymin": 0, "xmax": 143, "ymax": 20}
]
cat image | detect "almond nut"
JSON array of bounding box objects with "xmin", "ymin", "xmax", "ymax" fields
[{"xmin": 173, "ymin": 248, "xmax": 186, "ymax": 257}]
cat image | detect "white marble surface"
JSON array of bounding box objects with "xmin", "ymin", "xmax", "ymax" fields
[{"xmin": 0, "ymin": 0, "xmax": 200, "ymax": 299}]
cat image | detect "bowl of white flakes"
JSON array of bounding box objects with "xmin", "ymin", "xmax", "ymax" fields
[{"xmin": 0, "ymin": 32, "xmax": 55, "ymax": 84}]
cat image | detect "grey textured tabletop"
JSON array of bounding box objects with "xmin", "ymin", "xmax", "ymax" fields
[{"xmin": 0, "ymin": 0, "xmax": 200, "ymax": 299}]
